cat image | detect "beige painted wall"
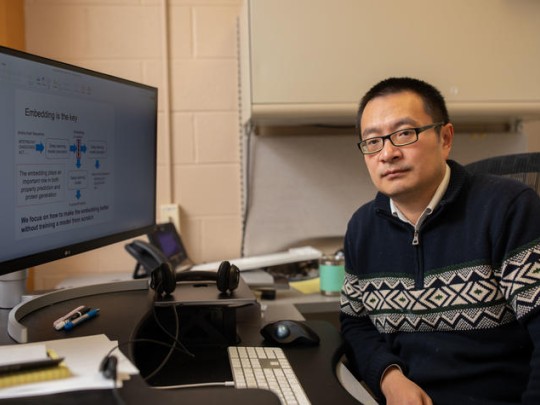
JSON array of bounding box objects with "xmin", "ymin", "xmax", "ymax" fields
[{"xmin": 25, "ymin": 0, "xmax": 243, "ymax": 289}]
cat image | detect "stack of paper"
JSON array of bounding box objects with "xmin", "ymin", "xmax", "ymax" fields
[
  {"xmin": 0, "ymin": 334, "xmax": 138, "ymax": 400},
  {"xmin": 0, "ymin": 345, "xmax": 71, "ymax": 388}
]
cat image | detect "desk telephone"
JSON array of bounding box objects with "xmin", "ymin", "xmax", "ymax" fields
[{"xmin": 125, "ymin": 224, "xmax": 240, "ymax": 296}]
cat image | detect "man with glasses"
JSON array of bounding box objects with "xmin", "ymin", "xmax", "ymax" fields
[{"xmin": 340, "ymin": 77, "xmax": 540, "ymax": 404}]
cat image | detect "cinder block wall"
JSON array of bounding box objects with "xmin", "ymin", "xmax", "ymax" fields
[{"xmin": 25, "ymin": 0, "xmax": 243, "ymax": 289}]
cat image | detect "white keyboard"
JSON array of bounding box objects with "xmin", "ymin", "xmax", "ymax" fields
[{"xmin": 228, "ymin": 346, "xmax": 311, "ymax": 405}]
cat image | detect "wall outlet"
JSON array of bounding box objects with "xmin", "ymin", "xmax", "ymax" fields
[{"xmin": 159, "ymin": 203, "xmax": 181, "ymax": 231}]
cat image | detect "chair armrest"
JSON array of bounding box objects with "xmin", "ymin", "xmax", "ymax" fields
[{"xmin": 335, "ymin": 354, "xmax": 378, "ymax": 405}]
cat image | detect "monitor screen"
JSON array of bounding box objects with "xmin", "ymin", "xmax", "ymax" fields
[{"xmin": 0, "ymin": 46, "xmax": 158, "ymax": 276}]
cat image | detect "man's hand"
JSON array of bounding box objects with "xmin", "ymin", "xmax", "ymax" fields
[{"xmin": 381, "ymin": 366, "xmax": 433, "ymax": 405}]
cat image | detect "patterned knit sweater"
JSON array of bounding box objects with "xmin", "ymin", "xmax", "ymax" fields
[{"xmin": 340, "ymin": 160, "xmax": 540, "ymax": 405}]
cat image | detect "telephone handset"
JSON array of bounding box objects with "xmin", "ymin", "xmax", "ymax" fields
[
  {"xmin": 125, "ymin": 239, "xmax": 176, "ymax": 295},
  {"xmin": 125, "ymin": 239, "xmax": 168, "ymax": 278}
]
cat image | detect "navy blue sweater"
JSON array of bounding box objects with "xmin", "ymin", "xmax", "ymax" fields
[{"xmin": 340, "ymin": 160, "xmax": 540, "ymax": 404}]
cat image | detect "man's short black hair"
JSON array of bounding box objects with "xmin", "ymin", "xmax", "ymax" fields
[{"xmin": 356, "ymin": 77, "xmax": 450, "ymax": 138}]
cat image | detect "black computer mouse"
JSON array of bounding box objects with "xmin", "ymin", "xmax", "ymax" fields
[{"xmin": 260, "ymin": 320, "xmax": 320, "ymax": 346}]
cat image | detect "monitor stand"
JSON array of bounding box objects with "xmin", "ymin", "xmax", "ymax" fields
[{"xmin": 0, "ymin": 269, "xmax": 28, "ymax": 309}]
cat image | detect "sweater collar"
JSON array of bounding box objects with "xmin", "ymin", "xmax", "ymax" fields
[{"xmin": 390, "ymin": 163, "xmax": 451, "ymax": 225}]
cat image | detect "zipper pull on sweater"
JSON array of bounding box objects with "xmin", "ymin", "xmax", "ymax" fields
[{"xmin": 412, "ymin": 230, "xmax": 420, "ymax": 245}]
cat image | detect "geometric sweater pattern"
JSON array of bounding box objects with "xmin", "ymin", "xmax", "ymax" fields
[{"xmin": 341, "ymin": 239, "xmax": 540, "ymax": 333}]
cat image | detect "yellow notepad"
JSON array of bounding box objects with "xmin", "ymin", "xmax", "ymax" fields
[
  {"xmin": 289, "ymin": 277, "xmax": 321, "ymax": 294},
  {"xmin": 0, "ymin": 349, "xmax": 72, "ymax": 389}
]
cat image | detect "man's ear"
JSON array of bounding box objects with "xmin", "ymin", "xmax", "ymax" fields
[{"xmin": 441, "ymin": 123, "xmax": 454, "ymax": 154}]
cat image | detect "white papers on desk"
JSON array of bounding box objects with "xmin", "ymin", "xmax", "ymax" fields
[
  {"xmin": 0, "ymin": 334, "xmax": 138, "ymax": 399},
  {"xmin": 240, "ymin": 269, "xmax": 275, "ymax": 286},
  {"xmin": 0, "ymin": 344, "xmax": 49, "ymax": 366}
]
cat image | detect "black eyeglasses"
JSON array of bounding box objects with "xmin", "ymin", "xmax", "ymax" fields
[{"xmin": 357, "ymin": 122, "xmax": 444, "ymax": 155}]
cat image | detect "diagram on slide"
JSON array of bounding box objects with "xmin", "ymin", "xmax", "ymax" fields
[{"xmin": 15, "ymin": 90, "xmax": 114, "ymax": 240}]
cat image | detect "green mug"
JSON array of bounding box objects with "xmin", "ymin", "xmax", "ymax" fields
[{"xmin": 319, "ymin": 255, "xmax": 345, "ymax": 296}]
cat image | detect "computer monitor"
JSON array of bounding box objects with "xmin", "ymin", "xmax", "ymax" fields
[{"xmin": 0, "ymin": 46, "xmax": 158, "ymax": 305}]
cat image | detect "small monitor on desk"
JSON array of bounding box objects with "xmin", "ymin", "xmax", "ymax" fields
[{"xmin": 147, "ymin": 222, "xmax": 194, "ymax": 271}]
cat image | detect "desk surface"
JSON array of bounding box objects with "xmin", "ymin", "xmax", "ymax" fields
[{"xmin": 0, "ymin": 285, "xmax": 358, "ymax": 405}]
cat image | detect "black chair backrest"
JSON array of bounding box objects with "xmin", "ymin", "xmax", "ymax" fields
[{"xmin": 465, "ymin": 152, "xmax": 540, "ymax": 195}]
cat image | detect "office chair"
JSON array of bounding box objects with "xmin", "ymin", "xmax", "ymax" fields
[{"xmin": 464, "ymin": 152, "xmax": 540, "ymax": 195}]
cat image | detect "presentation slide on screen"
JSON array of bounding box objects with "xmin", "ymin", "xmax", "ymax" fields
[{"xmin": 15, "ymin": 90, "xmax": 114, "ymax": 240}]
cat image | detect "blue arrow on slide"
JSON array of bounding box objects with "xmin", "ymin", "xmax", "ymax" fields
[
  {"xmin": 95, "ymin": 160, "xmax": 100, "ymax": 169},
  {"xmin": 76, "ymin": 190, "xmax": 81, "ymax": 200},
  {"xmin": 76, "ymin": 159, "xmax": 81, "ymax": 168},
  {"xmin": 35, "ymin": 143, "xmax": 45, "ymax": 152}
]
